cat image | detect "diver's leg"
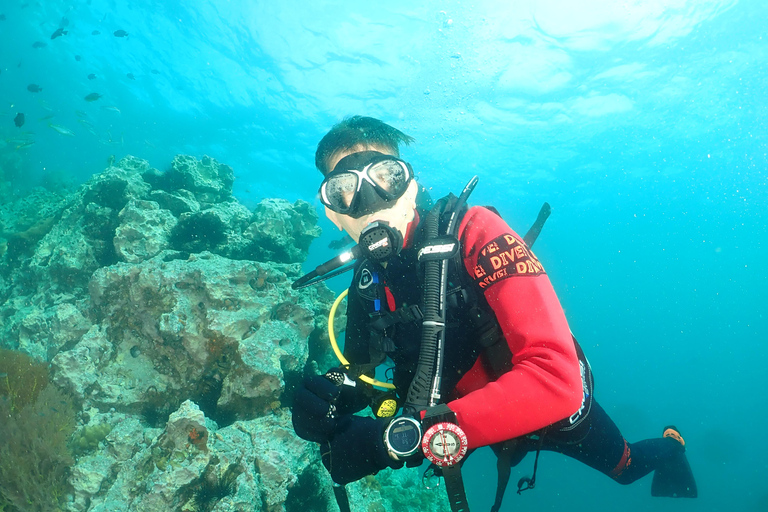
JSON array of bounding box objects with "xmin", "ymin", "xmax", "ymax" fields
[{"xmin": 545, "ymin": 400, "xmax": 691, "ymax": 489}]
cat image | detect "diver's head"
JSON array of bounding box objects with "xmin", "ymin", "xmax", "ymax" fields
[
  {"xmin": 315, "ymin": 116, "xmax": 415, "ymax": 176},
  {"xmin": 316, "ymin": 117, "xmax": 419, "ymax": 245},
  {"xmin": 320, "ymin": 150, "xmax": 419, "ymax": 244}
]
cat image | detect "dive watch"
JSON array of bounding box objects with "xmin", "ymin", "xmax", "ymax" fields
[{"xmin": 383, "ymin": 416, "xmax": 422, "ymax": 460}]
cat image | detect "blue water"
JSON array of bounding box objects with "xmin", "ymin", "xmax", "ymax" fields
[{"xmin": 1, "ymin": 0, "xmax": 766, "ymax": 511}]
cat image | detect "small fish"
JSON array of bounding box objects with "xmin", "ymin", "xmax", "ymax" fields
[
  {"xmin": 101, "ymin": 105, "xmax": 121, "ymax": 113},
  {"xmin": 75, "ymin": 55, "xmax": 82, "ymax": 61},
  {"xmin": 87, "ymin": 73, "xmax": 96, "ymax": 80},
  {"xmin": 38, "ymin": 99, "xmax": 54, "ymax": 112},
  {"xmin": 150, "ymin": 69, "xmax": 159, "ymax": 75},
  {"xmin": 38, "ymin": 114, "xmax": 55, "ymax": 121},
  {"xmin": 91, "ymin": 30, "xmax": 100, "ymax": 35},
  {"xmin": 0, "ymin": 373, "xmax": 7, "ymax": 378},
  {"xmin": 60, "ymin": 16, "xmax": 69, "ymax": 27},
  {"xmin": 126, "ymin": 73, "xmax": 135, "ymax": 80},
  {"xmin": 14, "ymin": 113, "xmax": 24, "ymax": 127},
  {"xmin": 27, "ymin": 83, "xmax": 42, "ymax": 92},
  {"xmin": 0, "ymin": 14, "xmax": 5, "ymax": 21},
  {"xmin": 84, "ymin": 92, "xmax": 102, "ymax": 102},
  {"xmin": 113, "ymin": 29, "xmax": 129, "ymax": 37},
  {"xmin": 103, "ymin": 130, "xmax": 124, "ymax": 145},
  {"xmin": 48, "ymin": 123, "xmax": 75, "ymax": 136},
  {"xmin": 15, "ymin": 140, "xmax": 35, "ymax": 150},
  {"xmin": 50, "ymin": 28, "xmax": 68, "ymax": 39},
  {"xmin": 75, "ymin": 110, "xmax": 89, "ymax": 118},
  {"xmin": 5, "ymin": 133, "xmax": 35, "ymax": 144},
  {"xmin": 32, "ymin": 41, "xmax": 47, "ymax": 48}
]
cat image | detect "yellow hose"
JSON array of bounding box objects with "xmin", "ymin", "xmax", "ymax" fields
[{"xmin": 329, "ymin": 288, "xmax": 395, "ymax": 390}]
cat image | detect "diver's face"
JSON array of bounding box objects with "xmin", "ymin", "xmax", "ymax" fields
[
  {"xmin": 325, "ymin": 180, "xmax": 419, "ymax": 243},
  {"xmin": 323, "ymin": 146, "xmax": 418, "ymax": 244}
]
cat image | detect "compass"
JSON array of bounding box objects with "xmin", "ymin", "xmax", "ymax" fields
[{"xmin": 421, "ymin": 421, "xmax": 468, "ymax": 467}]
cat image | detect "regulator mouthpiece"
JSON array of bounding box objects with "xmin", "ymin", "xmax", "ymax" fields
[
  {"xmin": 291, "ymin": 221, "xmax": 402, "ymax": 290},
  {"xmin": 358, "ymin": 221, "xmax": 403, "ymax": 262}
]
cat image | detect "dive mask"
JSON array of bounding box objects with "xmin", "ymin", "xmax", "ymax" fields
[{"xmin": 319, "ymin": 151, "xmax": 414, "ymax": 218}]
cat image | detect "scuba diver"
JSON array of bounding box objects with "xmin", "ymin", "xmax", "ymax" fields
[{"xmin": 291, "ymin": 116, "xmax": 697, "ymax": 512}]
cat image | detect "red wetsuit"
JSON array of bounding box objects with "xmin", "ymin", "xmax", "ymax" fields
[{"xmin": 444, "ymin": 206, "xmax": 583, "ymax": 449}]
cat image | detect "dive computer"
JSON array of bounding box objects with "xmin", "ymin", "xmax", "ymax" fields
[{"xmin": 383, "ymin": 416, "xmax": 422, "ymax": 460}]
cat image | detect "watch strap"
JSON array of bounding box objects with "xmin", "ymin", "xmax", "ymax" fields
[
  {"xmin": 443, "ymin": 464, "xmax": 470, "ymax": 512},
  {"xmin": 422, "ymin": 403, "xmax": 456, "ymax": 427}
]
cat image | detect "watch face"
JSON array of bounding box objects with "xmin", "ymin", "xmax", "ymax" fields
[
  {"xmin": 429, "ymin": 430, "xmax": 461, "ymax": 457},
  {"xmin": 386, "ymin": 417, "xmax": 422, "ymax": 457},
  {"xmin": 422, "ymin": 422, "xmax": 468, "ymax": 466}
]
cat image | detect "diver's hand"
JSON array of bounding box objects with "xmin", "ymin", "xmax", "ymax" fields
[
  {"xmin": 292, "ymin": 374, "xmax": 341, "ymax": 443},
  {"xmin": 322, "ymin": 415, "xmax": 403, "ymax": 485}
]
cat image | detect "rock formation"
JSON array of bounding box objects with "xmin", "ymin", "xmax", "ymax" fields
[{"xmin": 0, "ymin": 155, "xmax": 448, "ymax": 512}]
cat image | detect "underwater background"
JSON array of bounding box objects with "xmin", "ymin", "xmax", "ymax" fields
[{"xmin": 0, "ymin": 0, "xmax": 766, "ymax": 511}]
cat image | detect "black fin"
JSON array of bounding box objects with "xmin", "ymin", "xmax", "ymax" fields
[
  {"xmin": 651, "ymin": 450, "xmax": 698, "ymax": 498},
  {"xmin": 523, "ymin": 202, "xmax": 551, "ymax": 248}
]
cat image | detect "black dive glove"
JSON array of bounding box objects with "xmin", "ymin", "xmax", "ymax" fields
[
  {"xmin": 292, "ymin": 374, "xmax": 342, "ymax": 443},
  {"xmin": 321, "ymin": 415, "xmax": 404, "ymax": 485},
  {"xmin": 292, "ymin": 372, "xmax": 367, "ymax": 443}
]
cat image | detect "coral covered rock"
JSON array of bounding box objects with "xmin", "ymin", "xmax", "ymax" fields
[
  {"xmin": 153, "ymin": 154, "xmax": 234, "ymax": 204},
  {"xmin": 114, "ymin": 199, "xmax": 177, "ymax": 263},
  {"xmin": 53, "ymin": 251, "xmax": 321, "ymax": 425},
  {"xmin": 244, "ymin": 198, "xmax": 321, "ymax": 264}
]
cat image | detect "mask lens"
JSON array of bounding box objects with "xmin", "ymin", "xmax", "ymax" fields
[
  {"xmin": 324, "ymin": 172, "xmax": 359, "ymax": 210},
  {"xmin": 369, "ymin": 160, "xmax": 409, "ymax": 196}
]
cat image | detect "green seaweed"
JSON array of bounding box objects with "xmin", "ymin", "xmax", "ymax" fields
[
  {"xmin": 0, "ymin": 350, "xmax": 76, "ymax": 512},
  {"xmin": 0, "ymin": 348, "xmax": 49, "ymax": 413}
]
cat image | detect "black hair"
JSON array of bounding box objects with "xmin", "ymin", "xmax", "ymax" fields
[{"xmin": 315, "ymin": 116, "xmax": 415, "ymax": 175}]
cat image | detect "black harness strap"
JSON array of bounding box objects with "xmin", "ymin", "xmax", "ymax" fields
[
  {"xmin": 516, "ymin": 432, "xmax": 545, "ymax": 494},
  {"xmin": 369, "ymin": 303, "xmax": 423, "ymax": 331},
  {"xmin": 332, "ymin": 484, "xmax": 352, "ymax": 512},
  {"xmin": 489, "ymin": 439, "xmax": 528, "ymax": 512}
]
